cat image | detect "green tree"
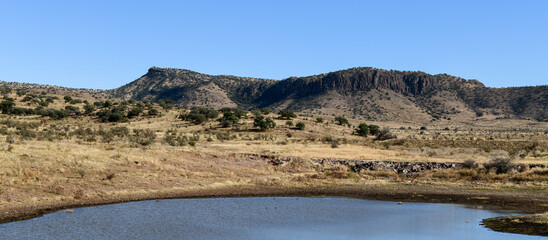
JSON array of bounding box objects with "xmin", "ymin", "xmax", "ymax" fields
[
  {"xmin": 84, "ymin": 104, "xmax": 95, "ymax": 115},
  {"xmin": 278, "ymin": 110, "xmax": 296, "ymax": 119},
  {"xmin": 254, "ymin": 115, "xmax": 276, "ymax": 131},
  {"xmin": 285, "ymin": 120, "xmax": 293, "ymax": 127},
  {"xmin": 355, "ymin": 123, "xmax": 370, "ymax": 136},
  {"xmin": 335, "ymin": 116, "xmax": 349, "ymax": 126},
  {"xmin": 219, "ymin": 111, "xmax": 239, "ymax": 128},
  {"xmin": 148, "ymin": 108, "xmax": 159, "ymax": 116},
  {"xmin": 369, "ymin": 124, "xmax": 380, "ymax": 135},
  {"xmin": 127, "ymin": 106, "xmax": 144, "ymax": 118},
  {"xmin": 63, "ymin": 96, "xmax": 73, "ymax": 103},
  {"xmin": 0, "ymin": 100, "xmax": 15, "ymax": 113},
  {"xmin": 260, "ymin": 107, "xmax": 272, "ymax": 115},
  {"xmin": 296, "ymin": 122, "xmax": 305, "ymax": 130}
]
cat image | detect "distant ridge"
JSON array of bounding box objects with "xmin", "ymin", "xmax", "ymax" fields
[
  {"xmin": 108, "ymin": 67, "xmax": 548, "ymax": 122},
  {"xmin": 1, "ymin": 66, "xmax": 546, "ymax": 122}
]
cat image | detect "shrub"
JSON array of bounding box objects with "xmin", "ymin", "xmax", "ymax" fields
[
  {"xmin": 106, "ymin": 172, "xmax": 115, "ymax": 181},
  {"xmin": 180, "ymin": 112, "xmax": 206, "ymax": 124},
  {"xmin": 285, "ymin": 121, "xmax": 293, "ymax": 127},
  {"xmin": 295, "ymin": 122, "xmax": 305, "ymax": 130},
  {"xmin": 127, "ymin": 106, "xmax": 144, "ymax": 118},
  {"xmin": 335, "ymin": 116, "xmax": 349, "ymax": 126},
  {"xmin": 148, "ymin": 108, "xmax": 159, "ymax": 116},
  {"xmin": 254, "ymin": 115, "xmax": 276, "ymax": 131},
  {"xmin": 331, "ymin": 140, "xmax": 339, "ymax": 148},
  {"xmin": 278, "ymin": 110, "xmax": 296, "ymax": 119},
  {"xmin": 315, "ymin": 117, "xmax": 324, "ymax": 123},
  {"xmin": 84, "ymin": 104, "xmax": 95, "ymax": 115},
  {"xmin": 368, "ymin": 125, "xmax": 380, "ymax": 135},
  {"xmin": 16, "ymin": 90, "xmax": 27, "ymax": 96},
  {"xmin": 0, "ymin": 100, "xmax": 15, "ymax": 113},
  {"xmin": 179, "ymin": 107, "xmax": 218, "ymax": 125},
  {"xmin": 219, "ymin": 111, "xmax": 240, "ymax": 128},
  {"xmin": 69, "ymin": 99, "xmax": 82, "ymax": 104},
  {"xmin": 158, "ymin": 100, "xmax": 174, "ymax": 110},
  {"xmin": 374, "ymin": 127, "xmax": 397, "ymax": 141},
  {"xmin": 322, "ymin": 136, "xmax": 334, "ymax": 143},
  {"xmin": 355, "ymin": 123, "xmax": 370, "ymax": 136},
  {"xmin": 65, "ymin": 106, "xmax": 81, "ymax": 116},
  {"xmin": 484, "ymin": 156, "xmax": 514, "ymax": 174},
  {"xmin": 164, "ymin": 130, "xmax": 187, "ymax": 146},
  {"xmin": 462, "ymin": 159, "xmax": 477, "ymax": 169},
  {"xmin": 78, "ymin": 169, "xmax": 86, "ymax": 178},
  {"xmin": 215, "ymin": 132, "xmax": 232, "ymax": 141},
  {"xmin": 6, "ymin": 135, "xmax": 14, "ymax": 144},
  {"xmin": 260, "ymin": 107, "xmax": 272, "ymax": 115}
]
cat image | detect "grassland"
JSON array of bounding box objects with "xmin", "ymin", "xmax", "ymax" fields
[{"xmin": 0, "ymin": 89, "xmax": 546, "ymax": 236}]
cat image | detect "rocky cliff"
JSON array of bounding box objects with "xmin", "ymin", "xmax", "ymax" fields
[{"xmin": 109, "ymin": 67, "xmax": 548, "ymax": 122}]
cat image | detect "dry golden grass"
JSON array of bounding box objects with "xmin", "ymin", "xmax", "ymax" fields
[{"xmin": 0, "ymin": 92, "xmax": 546, "ymax": 214}]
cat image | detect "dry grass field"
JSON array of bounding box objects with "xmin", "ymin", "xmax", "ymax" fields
[{"xmin": 0, "ymin": 89, "xmax": 546, "ymax": 235}]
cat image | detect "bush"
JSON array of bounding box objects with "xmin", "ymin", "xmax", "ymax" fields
[
  {"xmin": 315, "ymin": 117, "xmax": 324, "ymax": 123},
  {"xmin": 148, "ymin": 108, "xmax": 159, "ymax": 116},
  {"xmin": 355, "ymin": 123, "xmax": 370, "ymax": 136},
  {"xmin": 285, "ymin": 120, "xmax": 293, "ymax": 127},
  {"xmin": 180, "ymin": 107, "xmax": 219, "ymax": 125},
  {"xmin": 278, "ymin": 110, "xmax": 296, "ymax": 119},
  {"xmin": 131, "ymin": 129, "xmax": 156, "ymax": 146},
  {"xmin": 84, "ymin": 104, "xmax": 95, "ymax": 115},
  {"xmin": 78, "ymin": 169, "xmax": 86, "ymax": 178},
  {"xmin": 462, "ymin": 159, "xmax": 477, "ymax": 169},
  {"xmin": 164, "ymin": 130, "xmax": 187, "ymax": 146},
  {"xmin": 254, "ymin": 115, "xmax": 276, "ymax": 131},
  {"xmin": 0, "ymin": 100, "xmax": 15, "ymax": 113},
  {"xmin": 218, "ymin": 111, "xmax": 240, "ymax": 128},
  {"xmin": 97, "ymin": 109, "xmax": 126, "ymax": 122},
  {"xmin": 69, "ymin": 99, "xmax": 82, "ymax": 104},
  {"xmin": 158, "ymin": 100, "xmax": 174, "ymax": 110},
  {"xmin": 180, "ymin": 112, "xmax": 207, "ymax": 124},
  {"xmin": 295, "ymin": 122, "xmax": 305, "ymax": 130},
  {"xmin": 65, "ymin": 106, "xmax": 81, "ymax": 116},
  {"xmin": 368, "ymin": 125, "xmax": 380, "ymax": 135},
  {"xmin": 219, "ymin": 108, "xmax": 247, "ymax": 118},
  {"xmin": 335, "ymin": 116, "xmax": 349, "ymax": 126},
  {"xmin": 260, "ymin": 107, "xmax": 272, "ymax": 115},
  {"xmin": 374, "ymin": 127, "xmax": 397, "ymax": 141},
  {"xmin": 484, "ymin": 156, "xmax": 514, "ymax": 174},
  {"xmin": 331, "ymin": 140, "xmax": 339, "ymax": 148},
  {"xmin": 127, "ymin": 107, "xmax": 144, "ymax": 118}
]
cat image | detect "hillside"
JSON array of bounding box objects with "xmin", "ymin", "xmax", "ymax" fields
[
  {"xmin": 109, "ymin": 67, "xmax": 276, "ymax": 109},
  {"xmin": 110, "ymin": 67, "xmax": 548, "ymax": 123}
]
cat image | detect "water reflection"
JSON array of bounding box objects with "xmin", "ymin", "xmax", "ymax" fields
[{"xmin": 0, "ymin": 197, "xmax": 542, "ymax": 239}]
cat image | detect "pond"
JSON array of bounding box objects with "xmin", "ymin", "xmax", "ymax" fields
[{"xmin": 0, "ymin": 197, "xmax": 542, "ymax": 239}]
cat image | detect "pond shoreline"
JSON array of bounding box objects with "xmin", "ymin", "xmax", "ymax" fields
[{"xmin": 1, "ymin": 184, "xmax": 547, "ymax": 236}]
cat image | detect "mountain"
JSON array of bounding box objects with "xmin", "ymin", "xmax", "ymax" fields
[
  {"xmin": 109, "ymin": 67, "xmax": 276, "ymax": 109},
  {"xmin": 109, "ymin": 67, "xmax": 548, "ymax": 122}
]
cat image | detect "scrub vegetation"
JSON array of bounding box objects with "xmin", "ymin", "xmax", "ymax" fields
[{"xmin": 0, "ymin": 86, "xmax": 546, "ymax": 236}]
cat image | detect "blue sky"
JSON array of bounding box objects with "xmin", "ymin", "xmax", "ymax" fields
[{"xmin": 1, "ymin": 0, "xmax": 547, "ymax": 89}]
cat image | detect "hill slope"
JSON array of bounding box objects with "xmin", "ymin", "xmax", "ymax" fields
[
  {"xmin": 109, "ymin": 67, "xmax": 548, "ymax": 122},
  {"xmin": 109, "ymin": 67, "xmax": 276, "ymax": 109}
]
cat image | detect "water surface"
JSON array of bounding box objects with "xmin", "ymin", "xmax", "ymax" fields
[{"xmin": 0, "ymin": 197, "xmax": 542, "ymax": 239}]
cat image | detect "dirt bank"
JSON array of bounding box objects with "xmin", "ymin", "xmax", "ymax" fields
[{"xmin": 1, "ymin": 184, "xmax": 547, "ymax": 236}]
